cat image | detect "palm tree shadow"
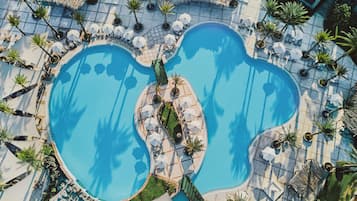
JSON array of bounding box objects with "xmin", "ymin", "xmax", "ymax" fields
[
  {"xmin": 49, "ymin": 89, "xmax": 86, "ymax": 152},
  {"xmin": 229, "ymin": 112, "xmax": 251, "ymax": 179},
  {"xmin": 89, "ymin": 118, "xmax": 131, "ymax": 196}
]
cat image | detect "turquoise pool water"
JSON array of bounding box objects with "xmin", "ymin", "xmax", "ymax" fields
[{"xmin": 49, "ymin": 22, "xmax": 299, "ymax": 200}]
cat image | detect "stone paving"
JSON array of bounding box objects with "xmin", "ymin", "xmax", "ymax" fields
[{"xmin": 1, "ymin": 0, "xmax": 357, "ymax": 201}]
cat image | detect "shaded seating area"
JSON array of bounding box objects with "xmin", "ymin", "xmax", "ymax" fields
[{"xmin": 287, "ymin": 159, "xmax": 329, "ymax": 200}]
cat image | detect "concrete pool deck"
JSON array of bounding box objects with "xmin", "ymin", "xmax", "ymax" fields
[{"xmin": 0, "ymin": 0, "xmax": 357, "ymax": 201}]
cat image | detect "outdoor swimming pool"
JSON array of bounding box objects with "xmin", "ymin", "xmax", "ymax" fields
[{"xmin": 49, "ymin": 22, "xmax": 299, "ymax": 200}]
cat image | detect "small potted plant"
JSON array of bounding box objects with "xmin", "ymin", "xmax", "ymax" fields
[
  {"xmin": 113, "ymin": 13, "xmax": 122, "ymax": 26},
  {"xmin": 229, "ymin": 0, "xmax": 238, "ymax": 8},
  {"xmin": 272, "ymin": 30, "xmax": 283, "ymax": 41},
  {"xmin": 323, "ymin": 162, "xmax": 333, "ymax": 172},
  {"xmin": 86, "ymin": 0, "xmax": 98, "ymax": 5}
]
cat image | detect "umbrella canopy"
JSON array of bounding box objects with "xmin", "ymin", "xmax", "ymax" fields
[
  {"xmin": 141, "ymin": 105, "xmax": 154, "ymax": 118},
  {"xmin": 53, "ymin": 0, "xmax": 85, "ymax": 9},
  {"xmin": 329, "ymin": 94, "xmax": 344, "ymax": 108},
  {"xmin": 51, "ymin": 42, "xmax": 64, "ymax": 54},
  {"xmin": 148, "ymin": 132, "xmax": 163, "ymax": 147},
  {"xmin": 132, "ymin": 36, "xmax": 147, "ymax": 49},
  {"xmin": 89, "ymin": 23, "xmax": 100, "ymax": 35},
  {"xmin": 123, "ymin": 29, "xmax": 134, "ymax": 41},
  {"xmin": 179, "ymin": 96, "xmax": 193, "ymax": 109},
  {"xmin": 155, "ymin": 155, "xmax": 166, "ymax": 170},
  {"xmin": 178, "ymin": 13, "xmax": 191, "ymax": 25},
  {"xmin": 290, "ymin": 48, "xmax": 303, "ymax": 60},
  {"xmin": 261, "ymin": 146, "xmax": 276, "ymax": 162},
  {"xmin": 144, "ymin": 118, "xmax": 159, "ymax": 131},
  {"xmin": 164, "ymin": 34, "xmax": 176, "ymax": 46},
  {"xmin": 187, "ymin": 120, "xmax": 201, "ymax": 133},
  {"xmin": 183, "ymin": 108, "xmax": 199, "ymax": 121},
  {"xmin": 114, "ymin": 26, "xmax": 125, "ymax": 37},
  {"xmin": 273, "ymin": 42, "xmax": 286, "ymax": 55},
  {"xmin": 102, "ymin": 24, "xmax": 114, "ymax": 35},
  {"xmin": 67, "ymin": 29, "xmax": 80, "ymax": 42},
  {"xmin": 172, "ymin": 21, "xmax": 184, "ymax": 32}
]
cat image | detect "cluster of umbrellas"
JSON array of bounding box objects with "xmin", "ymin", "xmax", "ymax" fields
[
  {"xmin": 164, "ymin": 34, "xmax": 176, "ymax": 46},
  {"xmin": 261, "ymin": 146, "xmax": 276, "ymax": 163},
  {"xmin": 172, "ymin": 13, "xmax": 192, "ymax": 33},
  {"xmin": 52, "ymin": 0, "xmax": 85, "ymax": 9},
  {"xmin": 67, "ymin": 29, "xmax": 81, "ymax": 43}
]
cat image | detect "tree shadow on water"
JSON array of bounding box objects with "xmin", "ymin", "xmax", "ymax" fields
[
  {"xmin": 49, "ymin": 90, "xmax": 86, "ymax": 152},
  {"xmin": 229, "ymin": 112, "xmax": 251, "ymax": 179},
  {"xmin": 94, "ymin": 63, "xmax": 105, "ymax": 75},
  {"xmin": 80, "ymin": 63, "xmax": 91, "ymax": 74},
  {"xmin": 89, "ymin": 118, "xmax": 131, "ymax": 196}
]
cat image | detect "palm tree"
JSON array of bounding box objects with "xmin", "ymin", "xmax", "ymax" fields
[
  {"xmin": 302, "ymin": 30, "xmax": 335, "ymax": 58},
  {"xmin": 17, "ymin": 146, "xmax": 41, "ymax": 170},
  {"xmin": 226, "ymin": 191, "xmax": 250, "ymax": 201},
  {"xmin": 6, "ymin": 49, "xmax": 25, "ymax": 66},
  {"xmin": 171, "ymin": 74, "xmax": 183, "ymax": 97},
  {"xmin": 336, "ymin": 27, "xmax": 357, "ymax": 62},
  {"xmin": 275, "ymin": 2, "xmax": 309, "ymax": 39},
  {"xmin": 185, "ymin": 137, "xmax": 204, "ymax": 156},
  {"xmin": 72, "ymin": 11, "xmax": 87, "ymax": 38},
  {"xmin": 35, "ymin": 6, "xmax": 63, "ymax": 39},
  {"xmin": 0, "ymin": 128, "xmax": 10, "ymax": 145},
  {"xmin": 319, "ymin": 65, "xmax": 348, "ymax": 87},
  {"xmin": 0, "ymin": 101, "xmax": 13, "ymax": 115},
  {"xmin": 159, "ymin": 1, "xmax": 175, "ymax": 30},
  {"xmin": 127, "ymin": 0, "xmax": 143, "ymax": 32},
  {"xmin": 152, "ymin": 84, "xmax": 162, "ymax": 104},
  {"xmin": 7, "ymin": 15, "xmax": 26, "ymax": 36},
  {"xmin": 272, "ymin": 126, "xmax": 297, "ymax": 149},
  {"xmin": 255, "ymin": 21, "xmax": 277, "ymax": 48},
  {"xmin": 260, "ymin": 0, "xmax": 280, "ymax": 23},
  {"xmin": 304, "ymin": 119, "xmax": 336, "ymax": 142},
  {"xmin": 31, "ymin": 34, "xmax": 55, "ymax": 62},
  {"xmin": 299, "ymin": 52, "xmax": 331, "ymax": 77},
  {"xmin": 14, "ymin": 74, "xmax": 28, "ymax": 88}
]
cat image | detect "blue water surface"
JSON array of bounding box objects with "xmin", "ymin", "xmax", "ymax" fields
[{"xmin": 49, "ymin": 22, "xmax": 299, "ymax": 201}]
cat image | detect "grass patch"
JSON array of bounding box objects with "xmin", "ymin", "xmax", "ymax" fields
[
  {"xmin": 159, "ymin": 102, "xmax": 182, "ymax": 143},
  {"xmin": 130, "ymin": 175, "xmax": 176, "ymax": 201},
  {"xmin": 318, "ymin": 172, "xmax": 357, "ymax": 201}
]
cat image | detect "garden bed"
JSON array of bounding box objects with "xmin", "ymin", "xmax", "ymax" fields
[{"xmin": 159, "ymin": 102, "xmax": 183, "ymax": 144}]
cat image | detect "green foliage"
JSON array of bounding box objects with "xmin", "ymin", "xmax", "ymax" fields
[
  {"xmin": 318, "ymin": 172, "xmax": 357, "ymax": 201},
  {"xmin": 0, "ymin": 128, "xmax": 10, "ymax": 144},
  {"xmin": 314, "ymin": 52, "xmax": 331, "ymax": 64},
  {"xmin": 41, "ymin": 144, "xmax": 53, "ymax": 157},
  {"xmin": 7, "ymin": 14, "xmax": 20, "ymax": 27},
  {"xmin": 262, "ymin": 0, "xmax": 280, "ymax": 21},
  {"xmin": 34, "ymin": 6, "xmax": 48, "ymax": 19},
  {"xmin": 6, "ymin": 49, "xmax": 21, "ymax": 64},
  {"xmin": 73, "ymin": 11, "xmax": 84, "ymax": 24},
  {"xmin": 159, "ymin": 1, "xmax": 175, "ymax": 16},
  {"xmin": 16, "ymin": 146, "xmax": 41, "ymax": 170},
  {"xmin": 14, "ymin": 74, "xmax": 28, "ymax": 88},
  {"xmin": 315, "ymin": 30, "xmax": 335, "ymax": 44},
  {"xmin": 130, "ymin": 176, "xmax": 176, "ymax": 201},
  {"xmin": 185, "ymin": 137, "xmax": 204, "ymax": 156},
  {"xmin": 172, "ymin": 74, "xmax": 183, "ymax": 89},
  {"xmin": 31, "ymin": 34, "xmax": 47, "ymax": 48},
  {"xmin": 331, "ymin": 4, "xmax": 351, "ymax": 29},
  {"xmin": 315, "ymin": 119, "xmax": 336, "ymax": 138},
  {"xmin": 126, "ymin": 0, "xmax": 142, "ymax": 12},
  {"xmin": 160, "ymin": 103, "xmax": 180, "ymax": 141},
  {"xmin": 226, "ymin": 191, "xmax": 250, "ymax": 201},
  {"xmin": 338, "ymin": 27, "xmax": 357, "ymax": 55},
  {"xmin": 0, "ymin": 101, "xmax": 13, "ymax": 114},
  {"xmin": 278, "ymin": 1, "xmax": 309, "ymax": 31}
]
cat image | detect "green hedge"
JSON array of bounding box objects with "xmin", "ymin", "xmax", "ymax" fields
[{"xmin": 130, "ymin": 176, "xmax": 176, "ymax": 201}]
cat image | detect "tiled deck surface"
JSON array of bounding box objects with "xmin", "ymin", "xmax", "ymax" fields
[{"xmin": 0, "ymin": 0, "xmax": 357, "ymax": 201}]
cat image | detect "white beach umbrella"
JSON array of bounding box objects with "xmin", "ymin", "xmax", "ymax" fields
[
  {"xmin": 187, "ymin": 120, "xmax": 201, "ymax": 133},
  {"xmin": 178, "ymin": 13, "xmax": 191, "ymax": 25},
  {"xmin": 155, "ymin": 155, "xmax": 166, "ymax": 170},
  {"xmin": 261, "ymin": 146, "xmax": 276, "ymax": 162},
  {"xmin": 273, "ymin": 42, "xmax": 286, "ymax": 55},
  {"xmin": 183, "ymin": 108, "xmax": 199, "ymax": 121},
  {"xmin": 123, "ymin": 29, "xmax": 134, "ymax": 41},
  {"xmin": 290, "ymin": 48, "xmax": 303, "ymax": 60},
  {"xmin": 102, "ymin": 24, "xmax": 114, "ymax": 35},
  {"xmin": 132, "ymin": 36, "xmax": 147, "ymax": 49},
  {"xmin": 51, "ymin": 42, "xmax": 64, "ymax": 54},
  {"xmin": 179, "ymin": 96, "xmax": 193, "ymax": 109},
  {"xmin": 114, "ymin": 26, "xmax": 125, "ymax": 37},
  {"xmin": 148, "ymin": 132, "xmax": 163, "ymax": 147},
  {"xmin": 141, "ymin": 105, "xmax": 154, "ymax": 118},
  {"xmin": 172, "ymin": 20, "xmax": 184, "ymax": 32},
  {"xmin": 89, "ymin": 23, "xmax": 100, "ymax": 35},
  {"xmin": 329, "ymin": 94, "xmax": 343, "ymax": 108},
  {"xmin": 67, "ymin": 29, "xmax": 80, "ymax": 42},
  {"xmin": 164, "ymin": 34, "xmax": 176, "ymax": 46},
  {"xmin": 144, "ymin": 118, "xmax": 159, "ymax": 131}
]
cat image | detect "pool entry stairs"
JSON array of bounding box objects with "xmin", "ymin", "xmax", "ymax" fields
[
  {"xmin": 152, "ymin": 59, "xmax": 168, "ymax": 86},
  {"xmin": 179, "ymin": 175, "xmax": 204, "ymax": 201}
]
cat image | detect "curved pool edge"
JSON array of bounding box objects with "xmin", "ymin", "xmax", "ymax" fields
[
  {"xmin": 163, "ymin": 21, "xmax": 302, "ymax": 196},
  {"xmin": 45, "ymin": 41, "xmax": 151, "ymax": 201}
]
